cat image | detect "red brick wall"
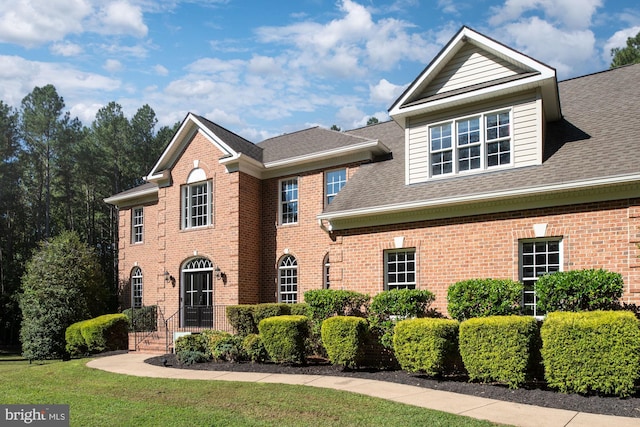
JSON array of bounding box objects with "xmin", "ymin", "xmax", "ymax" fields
[
  {"xmin": 328, "ymin": 199, "xmax": 640, "ymax": 316},
  {"xmin": 260, "ymin": 165, "xmax": 362, "ymax": 302}
]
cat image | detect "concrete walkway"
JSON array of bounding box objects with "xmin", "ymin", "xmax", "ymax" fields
[{"xmin": 87, "ymin": 353, "xmax": 638, "ymax": 427}]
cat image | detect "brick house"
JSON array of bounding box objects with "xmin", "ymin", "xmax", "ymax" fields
[{"xmin": 106, "ymin": 26, "xmax": 640, "ymax": 330}]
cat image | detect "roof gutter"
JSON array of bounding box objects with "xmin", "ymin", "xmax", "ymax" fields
[{"xmin": 317, "ymin": 173, "xmax": 640, "ymax": 224}]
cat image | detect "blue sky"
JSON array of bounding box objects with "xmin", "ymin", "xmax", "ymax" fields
[{"xmin": 0, "ymin": 0, "xmax": 638, "ymax": 142}]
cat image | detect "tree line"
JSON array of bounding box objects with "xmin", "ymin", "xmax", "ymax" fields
[{"xmin": 0, "ymin": 84, "xmax": 178, "ymax": 344}]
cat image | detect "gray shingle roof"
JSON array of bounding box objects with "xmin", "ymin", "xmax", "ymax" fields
[
  {"xmin": 257, "ymin": 126, "xmax": 374, "ymax": 164},
  {"xmin": 195, "ymin": 114, "xmax": 263, "ymax": 162},
  {"xmin": 324, "ymin": 63, "xmax": 640, "ymax": 215}
]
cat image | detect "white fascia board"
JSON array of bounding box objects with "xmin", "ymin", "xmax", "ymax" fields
[
  {"xmin": 317, "ymin": 174, "xmax": 640, "ymax": 224},
  {"xmin": 104, "ymin": 186, "xmax": 158, "ymax": 207},
  {"xmin": 263, "ymin": 140, "xmax": 390, "ymax": 170},
  {"xmin": 219, "ymin": 153, "xmax": 264, "ymax": 178},
  {"xmin": 393, "ymin": 74, "xmax": 554, "ymax": 122}
]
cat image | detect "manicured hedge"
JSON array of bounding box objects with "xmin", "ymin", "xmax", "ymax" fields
[
  {"xmin": 66, "ymin": 314, "xmax": 129, "ymax": 355},
  {"xmin": 447, "ymin": 279, "xmax": 523, "ymax": 321},
  {"xmin": 459, "ymin": 315, "xmax": 539, "ymax": 389},
  {"xmin": 541, "ymin": 311, "xmax": 640, "ymax": 397},
  {"xmin": 252, "ymin": 303, "xmax": 291, "ymax": 326},
  {"xmin": 226, "ymin": 305, "xmax": 258, "ymax": 337},
  {"xmin": 304, "ymin": 289, "xmax": 369, "ymax": 322},
  {"xmin": 321, "ymin": 316, "xmax": 368, "ymax": 368},
  {"xmin": 123, "ymin": 305, "xmax": 157, "ymax": 332},
  {"xmin": 258, "ymin": 315, "xmax": 308, "ymax": 364},
  {"xmin": 393, "ymin": 318, "xmax": 460, "ymax": 376},
  {"xmin": 536, "ymin": 269, "xmax": 623, "ymax": 312},
  {"xmin": 369, "ymin": 289, "xmax": 437, "ymax": 349}
]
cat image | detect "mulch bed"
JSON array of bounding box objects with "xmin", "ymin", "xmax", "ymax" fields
[{"xmin": 146, "ymin": 354, "xmax": 640, "ymax": 419}]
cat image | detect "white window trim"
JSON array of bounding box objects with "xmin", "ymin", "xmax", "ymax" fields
[
  {"xmin": 384, "ymin": 248, "xmax": 417, "ymax": 291},
  {"xmin": 131, "ymin": 207, "xmax": 144, "ymax": 244},
  {"xmin": 325, "ymin": 168, "xmax": 347, "ymax": 206},
  {"xmin": 519, "ymin": 238, "xmax": 563, "ymax": 319},
  {"xmin": 278, "ymin": 177, "xmax": 299, "ymax": 225},
  {"xmin": 181, "ymin": 180, "xmax": 213, "ymax": 229},
  {"xmin": 427, "ymin": 108, "xmax": 513, "ymax": 179}
]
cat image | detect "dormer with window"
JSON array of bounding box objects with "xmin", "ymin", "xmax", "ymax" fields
[{"xmin": 389, "ymin": 26, "xmax": 561, "ymax": 185}]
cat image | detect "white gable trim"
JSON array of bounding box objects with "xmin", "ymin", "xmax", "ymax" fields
[
  {"xmin": 389, "ymin": 26, "xmax": 560, "ymax": 125},
  {"xmin": 145, "ymin": 113, "xmax": 239, "ymax": 183}
]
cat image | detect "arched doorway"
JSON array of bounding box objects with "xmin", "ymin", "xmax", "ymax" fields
[{"xmin": 182, "ymin": 257, "xmax": 214, "ymax": 327}]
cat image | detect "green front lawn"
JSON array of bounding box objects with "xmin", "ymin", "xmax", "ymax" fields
[{"xmin": 0, "ymin": 354, "xmax": 504, "ymax": 426}]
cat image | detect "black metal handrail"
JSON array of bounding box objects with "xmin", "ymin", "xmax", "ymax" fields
[{"xmin": 131, "ymin": 305, "xmax": 160, "ymax": 351}]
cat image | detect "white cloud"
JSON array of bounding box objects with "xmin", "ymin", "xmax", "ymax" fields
[
  {"xmin": 96, "ymin": 1, "xmax": 148, "ymax": 37},
  {"xmin": 369, "ymin": 79, "xmax": 405, "ymax": 104},
  {"xmin": 50, "ymin": 42, "xmax": 84, "ymax": 57},
  {"xmin": 492, "ymin": 16, "xmax": 599, "ymax": 77},
  {"xmin": 103, "ymin": 59, "xmax": 123, "ymax": 72},
  {"xmin": 153, "ymin": 64, "xmax": 169, "ymax": 76},
  {"xmin": 603, "ymin": 26, "xmax": 640, "ymax": 63},
  {"xmin": 489, "ymin": 0, "xmax": 603, "ymax": 30},
  {"xmin": 0, "ymin": 0, "xmax": 91, "ymax": 46},
  {"xmin": 255, "ymin": 0, "xmax": 437, "ymax": 78}
]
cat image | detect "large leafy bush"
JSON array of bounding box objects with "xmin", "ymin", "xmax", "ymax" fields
[
  {"xmin": 447, "ymin": 279, "xmax": 523, "ymax": 321},
  {"xmin": 536, "ymin": 269, "xmax": 623, "ymax": 312},
  {"xmin": 19, "ymin": 231, "xmax": 109, "ymax": 360}
]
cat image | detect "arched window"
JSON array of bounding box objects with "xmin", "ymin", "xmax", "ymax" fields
[
  {"xmin": 278, "ymin": 255, "xmax": 298, "ymax": 303},
  {"xmin": 131, "ymin": 267, "xmax": 143, "ymax": 308},
  {"xmin": 323, "ymin": 254, "xmax": 330, "ymax": 289}
]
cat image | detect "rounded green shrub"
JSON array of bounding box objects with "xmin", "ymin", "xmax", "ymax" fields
[
  {"xmin": 321, "ymin": 316, "xmax": 368, "ymax": 368},
  {"xmin": 541, "ymin": 311, "xmax": 640, "ymax": 397},
  {"xmin": 79, "ymin": 314, "xmax": 129, "ymax": 354},
  {"xmin": 536, "ymin": 269, "xmax": 623, "ymax": 313},
  {"xmin": 243, "ymin": 334, "xmax": 269, "ymax": 363},
  {"xmin": 393, "ymin": 318, "xmax": 460, "ymax": 376},
  {"xmin": 65, "ymin": 319, "xmax": 90, "ymax": 356},
  {"xmin": 175, "ymin": 333, "xmax": 210, "ymax": 357},
  {"xmin": 459, "ymin": 315, "xmax": 539, "ymax": 389},
  {"xmin": 258, "ymin": 315, "xmax": 309, "ymax": 364},
  {"xmin": 200, "ymin": 330, "xmax": 232, "ymax": 358},
  {"xmin": 369, "ymin": 289, "xmax": 437, "ymax": 349},
  {"xmin": 447, "ymin": 279, "xmax": 523, "ymax": 321}
]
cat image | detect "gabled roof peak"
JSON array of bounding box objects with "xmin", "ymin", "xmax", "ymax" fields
[{"xmin": 389, "ymin": 26, "xmax": 560, "ymax": 125}]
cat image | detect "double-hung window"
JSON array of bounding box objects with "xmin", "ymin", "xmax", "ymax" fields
[
  {"xmin": 280, "ymin": 178, "xmax": 298, "ymax": 225},
  {"xmin": 429, "ymin": 109, "xmax": 511, "ymax": 177},
  {"xmin": 132, "ymin": 207, "xmax": 143, "ymax": 243},
  {"xmin": 384, "ymin": 249, "xmax": 416, "ymax": 290},
  {"xmin": 182, "ymin": 180, "xmax": 212, "ymax": 229},
  {"xmin": 325, "ymin": 169, "xmax": 347, "ymax": 205},
  {"xmin": 520, "ymin": 239, "xmax": 561, "ymax": 317}
]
